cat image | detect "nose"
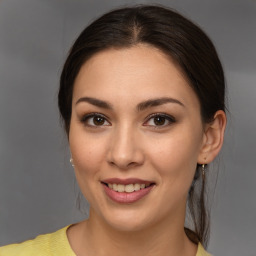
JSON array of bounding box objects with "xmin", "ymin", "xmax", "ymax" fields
[{"xmin": 107, "ymin": 126, "xmax": 145, "ymax": 170}]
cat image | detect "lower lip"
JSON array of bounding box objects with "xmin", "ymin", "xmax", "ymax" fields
[{"xmin": 102, "ymin": 184, "xmax": 154, "ymax": 204}]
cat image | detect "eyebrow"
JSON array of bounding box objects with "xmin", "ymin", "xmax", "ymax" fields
[
  {"xmin": 76, "ymin": 97, "xmax": 113, "ymax": 109},
  {"xmin": 76, "ymin": 96, "xmax": 184, "ymax": 111},
  {"xmin": 137, "ymin": 97, "xmax": 184, "ymax": 111}
]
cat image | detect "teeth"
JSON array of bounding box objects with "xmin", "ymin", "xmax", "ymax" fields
[
  {"xmin": 125, "ymin": 184, "xmax": 134, "ymax": 193},
  {"xmin": 108, "ymin": 183, "xmax": 150, "ymax": 193},
  {"xmin": 113, "ymin": 184, "xmax": 118, "ymax": 191},
  {"xmin": 134, "ymin": 183, "xmax": 140, "ymax": 191},
  {"xmin": 117, "ymin": 184, "xmax": 125, "ymax": 192}
]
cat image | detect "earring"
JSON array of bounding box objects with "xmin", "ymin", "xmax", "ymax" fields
[
  {"xmin": 201, "ymin": 164, "xmax": 206, "ymax": 181},
  {"xmin": 70, "ymin": 158, "xmax": 75, "ymax": 167}
]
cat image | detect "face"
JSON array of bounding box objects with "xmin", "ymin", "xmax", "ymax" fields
[{"xmin": 69, "ymin": 45, "xmax": 206, "ymax": 232}]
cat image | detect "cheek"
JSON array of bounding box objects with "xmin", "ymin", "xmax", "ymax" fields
[
  {"xmin": 70, "ymin": 138, "xmax": 105, "ymax": 176},
  {"xmin": 148, "ymin": 127, "xmax": 202, "ymax": 190},
  {"xmin": 69, "ymin": 134, "xmax": 108, "ymax": 208},
  {"xmin": 68, "ymin": 124, "xmax": 107, "ymax": 192}
]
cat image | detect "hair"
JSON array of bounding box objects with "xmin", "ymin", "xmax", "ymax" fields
[{"xmin": 58, "ymin": 4, "xmax": 225, "ymax": 248}]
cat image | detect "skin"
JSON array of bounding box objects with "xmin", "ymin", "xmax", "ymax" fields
[{"xmin": 67, "ymin": 44, "xmax": 226, "ymax": 256}]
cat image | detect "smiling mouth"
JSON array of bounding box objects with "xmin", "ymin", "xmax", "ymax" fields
[{"xmin": 102, "ymin": 182, "xmax": 154, "ymax": 193}]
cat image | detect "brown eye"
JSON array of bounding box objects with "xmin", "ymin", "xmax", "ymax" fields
[
  {"xmin": 93, "ymin": 116, "xmax": 105, "ymax": 126},
  {"xmin": 144, "ymin": 113, "xmax": 176, "ymax": 128},
  {"xmin": 81, "ymin": 113, "xmax": 111, "ymax": 127},
  {"xmin": 153, "ymin": 116, "xmax": 166, "ymax": 126}
]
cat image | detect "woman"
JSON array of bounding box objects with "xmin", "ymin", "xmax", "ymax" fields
[{"xmin": 0, "ymin": 5, "xmax": 226, "ymax": 256}]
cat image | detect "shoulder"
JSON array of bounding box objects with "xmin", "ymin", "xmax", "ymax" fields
[
  {"xmin": 0, "ymin": 232, "xmax": 51, "ymax": 256},
  {"xmin": 0, "ymin": 225, "xmax": 76, "ymax": 256},
  {"xmin": 196, "ymin": 243, "xmax": 212, "ymax": 256}
]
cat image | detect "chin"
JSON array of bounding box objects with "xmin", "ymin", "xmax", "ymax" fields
[{"xmin": 99, "ymin": 207, "xmax": 157, "ymax": 233}]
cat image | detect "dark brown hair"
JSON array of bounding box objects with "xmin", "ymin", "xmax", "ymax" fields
[{"xmin": 58, "ymin": 5, "xmax": 225, "ymax": 248}]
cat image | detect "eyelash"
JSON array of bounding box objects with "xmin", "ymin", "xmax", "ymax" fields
[
  {"xmin": 143, "ymin": 113, "xmax": 176, "ymax": 128},
  {"xmin": 80, "ymin": 112, "xmax": 176, "ymax": 128},
  {"xmin": 80, "ymin": 113, "xmax": 111, "ymax": 127}
]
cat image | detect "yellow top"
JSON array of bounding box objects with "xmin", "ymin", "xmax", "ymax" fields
[{"xmin": 0, "ymin": 226, "xmax": 212, "ymax": 256}]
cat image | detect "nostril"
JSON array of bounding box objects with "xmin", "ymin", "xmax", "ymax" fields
[
  {"xmin": 127, "ymin": 161, "xmax": 138, "ymax": 167},
  {"xmin": 108, "ymin": 159, "xmax": 139, "ymax": 169},
  {"xmin": 109, "ymin": 161, "xmax": 116, "ymax": 166}
]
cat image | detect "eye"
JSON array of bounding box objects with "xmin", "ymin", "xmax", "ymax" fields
[
  {"xmin": 144, "ymin": 113, "xmax": 175, "ymax": 127},
  {"xmin": 81, "ymin": 113, "xmax": 111, "ymax": 127}
]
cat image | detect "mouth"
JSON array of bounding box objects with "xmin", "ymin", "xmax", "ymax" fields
[
  {"xmin": 101, "ymin": 178, "xmax": 155, "ymax": 204},
  {"xmin": 102, "ymin": 182, "xmax": 154, "ymax": 193}
]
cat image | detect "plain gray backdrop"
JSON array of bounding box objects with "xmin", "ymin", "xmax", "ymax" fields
[{"xmin": 0, "ymin": 0, "xmax": 255, "ymax": 255}]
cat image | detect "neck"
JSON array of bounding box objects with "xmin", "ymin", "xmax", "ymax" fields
[{"xmin": 68, "ymin": 210, "xmax": 197, "ymax": 256}]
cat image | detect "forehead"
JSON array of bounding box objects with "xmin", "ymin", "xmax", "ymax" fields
[{"xmin": 73, "ymin": 45, "xmax": 199, "ymax": 110}]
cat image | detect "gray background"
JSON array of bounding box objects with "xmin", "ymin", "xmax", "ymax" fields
[{"xmin": 0, "ymin": 0, "xmax": 255, "ymax": 255}]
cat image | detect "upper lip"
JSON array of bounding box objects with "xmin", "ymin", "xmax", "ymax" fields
[{"xmin": 101, "ymin": 178, "xmax": 155, "ymax": 185}]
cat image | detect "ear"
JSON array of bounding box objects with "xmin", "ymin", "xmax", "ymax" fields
[{"xmin": 197, "ymin": 110, "xmax": 227, "ymax": 164}]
